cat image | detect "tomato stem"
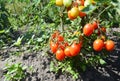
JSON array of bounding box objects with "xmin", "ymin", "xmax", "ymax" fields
[
  {"xmin": 97, "ymin": 5, "xmax": 112, "ymax": 20},
  {"xmin": 60, "ymin": 7, "xmax": 65, "ymax": 32}
]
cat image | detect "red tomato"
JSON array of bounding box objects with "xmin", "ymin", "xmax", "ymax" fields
[
  {"xmin": 57, "ymin": 35, "xmax": 64, "ymax": 42},
  {"xmin": 64, "ymin": 46, "xmax": 71, "ymax": 57},
  {"xmin": 70, "ymin": 43, "xmax": 81, "ymax": 56},
  {"xmin": 93, "ymin": 39, "xmax": 104, "ymax": 51},
  {"xmin": 101, "ymin": 27, "xmax": 106, "ymax": 33},
  {"xmin": 92, "ymin": 21, "xmax": 98, "ymax": 29},
  {"xmin": 56, "ymin": 49, "xmax": 65, "ymax": 61},
  {"xmin": 79, "ymin": 11, "xmax": 86, "ymax": 18},
  {"xmin": 59, "ymin": 44, "xmax": 65, "ymax": 50},
  {"xmin": 105, "ymin": 40, "xmax": 115, "ymax": 51},
  {"xmin": 50, "ymin": 41, "xmax": 58, "ymax": 53},
  {"xmin": 52, "ymin": 33, "xmax": 56, "ymax": 39},
  {"xmin": 64, "ymin": 42, "xmax": 69, "ymax": 47},
  {"xmin": 83, "ymin": 23, "xmax": 94, "ymax": 36}
]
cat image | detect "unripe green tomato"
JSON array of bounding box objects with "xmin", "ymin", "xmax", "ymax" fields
[
  {"xmin": 63, "ymin": 0, "xmax": 72, "ymax": 7},
  {"xmin": 84, "ymin": 0, "xmax": 92, "ymax": 7}
]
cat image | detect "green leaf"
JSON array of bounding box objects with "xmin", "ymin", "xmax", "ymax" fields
[
  {"xmin": 0, "ymin": 30, "xmax": 5, "ymax": 34},
  {"xmin": 99, "ymin": 59, "xmax": 106, "ymax": 65},
  {"xmin": 50, "ymin": 62, "xmax": 55, "ymax": 71},
  {"xmin": 82, "ymin": 5, "xmax": 97, "ymax": 14},
  {"xmin": 80, "ymin": 63, "xmax": 86, "ymax": 71}
]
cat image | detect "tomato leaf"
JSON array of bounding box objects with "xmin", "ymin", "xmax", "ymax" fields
[
  {"xmin": 0, "ymin": 30, "xmax": 5, "ymax": 34},
  {"xmin": 82, "ymin": 5, "xmax": 97, "ymax": 14},
  {"xmin": 99, "ymin": 59, "xmax": 106, "ymax": 65}
]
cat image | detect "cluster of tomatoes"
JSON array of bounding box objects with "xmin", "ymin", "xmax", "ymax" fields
[
  {"xmin": 50, "ymin": 31, "xmax": 83, "ymax": 61},
  {"xmin": 52, "ymin": 0, "xmax": 115, "ymax": 61},
  {"xmin": 82, "ymin": 21, "xmax": 115, "ymax": 52},
  {"xmin": 56, "ymin": 0, "xmax": 95, "ymax": 20}
]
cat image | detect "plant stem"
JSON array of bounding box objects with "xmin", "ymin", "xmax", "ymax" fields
[
  {"xmin": 60, "ymin": 16, "xmax": 64, "ymax": 32},
  {"xmin": 97, "ymin": 5, "xmax": 112, "ymax": 19},
  {"xmin": 60, "ymin": 7, "xmax": 65, "ymax": 32}
]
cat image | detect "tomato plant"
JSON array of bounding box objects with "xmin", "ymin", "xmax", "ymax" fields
[
  {"xmin": 1, "ymin": 0, "xmax": 119, "ymax": 80},
  {"xmin": 48, "ymin": 0, "xmax": 120, "ymax": 79}
]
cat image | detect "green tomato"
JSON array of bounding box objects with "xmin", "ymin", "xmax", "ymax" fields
[
  {"xmin": 84, "ymin": 0, "xmax": 92, "ymax": 7},
  {"xmin": 63, "ymin": 0, "xmax": 72, "ymax": 7}
]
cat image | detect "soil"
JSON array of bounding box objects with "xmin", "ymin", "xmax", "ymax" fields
[{"xmin": 0, "ymin": 28, "xmax": 120, "ymax": 81}]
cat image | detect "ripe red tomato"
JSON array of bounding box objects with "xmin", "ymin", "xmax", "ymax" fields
[
  {"xmin": 59, "ymin": 44, "xmax": 65, "ymax": 50},
  {"xmin": 93, "ymin": 39, "xmax": 104, "ymax": 51},
  {"xmin": 51, "ymin": 32, "xmax": 56, "ymax": 38},
  {"xmin": 78, "ymin": 6, "xmax": 86, "ymax": 18},
  {"xmin": 56, "ymin": 49, "xmax": 65, "ymax": 61},
  {"xmin": 92, "ymin": 21, "xmax": 98, "ymax": 29},
  {"xmin": 64, "ymin": 46, "xmax": 71, "ymax": 57},
  {"xmin": 70, "ymin": 7, "xmax": 79, "ymax": 19},
  {"xmin": 79, "ymin": 11, "xmax": 86, "ymax": 18},
  {"xmin": 57, "ymin": 35, "xmax": 64, "ymax": 42},
  {"xmin": 64, "ymin": 42, "xmax": 69, "ymax": 47},
  {"xmin": 70, "ymin": 43, "xmax": 81, "ymax": 56},
  {"xmin": 105, "ymin": 40, "xmax": 115, "ymax": 51},
  {"xmin": 50, "ymin": 41, "xmax": 58, "ymax": 53},
  {"xmin": 101, "ymin": 27, "xmax": 106, "ymax": 33},
  {"xmin": 56, "ymin": 0, "xmax": 63, "ymax": 6},
  {"xmin": 83, "ymin": 23, "xmax": 94, "ymax": 36},
  {"xmin": 68, "ymin": 10, "xmax": 76, "ymax": 20}
]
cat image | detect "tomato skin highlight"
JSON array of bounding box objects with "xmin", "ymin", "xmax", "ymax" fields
[
  {"xmin": 64, "ymin": 46, "xmax": 71, "ymax": 57},
  {"xmin": 105, "ymin": 40, "xmax": 115, "ymax": 51},
  {"xmin": 70, "ymin": 43, "xmax": 81, "ymax": 56},
  {"xmin": 83, "ymin": 23, "xmax": 94, "ymax": 36},
  {"xmin": 56, "ymin": 49, "xmax": 65, "ymax": 61},
  {"xmin": 93, "ymin": 39, "xmax": 104, "ymax": 51}
]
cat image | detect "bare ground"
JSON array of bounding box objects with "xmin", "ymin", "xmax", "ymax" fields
[{"xmin": 0, "ymin": 28, "xmax": 120, "ymax": 81}]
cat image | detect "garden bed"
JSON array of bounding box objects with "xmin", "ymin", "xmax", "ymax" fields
[{"xmin": 0, "ymin": 28, "xmax": 120, "ymax": 81}]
